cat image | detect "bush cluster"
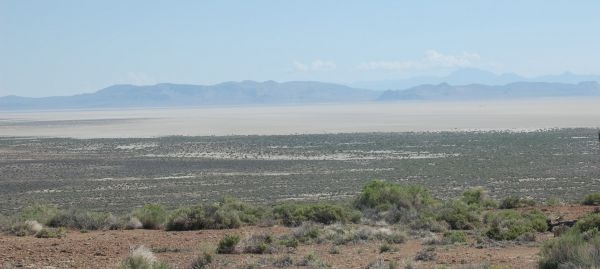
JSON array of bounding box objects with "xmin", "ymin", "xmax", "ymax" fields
[
  {"xmin": 119, "ymin": 246, "xmax": 171, "ymax": 269},
  {"xmin": 217, "ymin": 234, "xmax": 241, "ymax": 254},
  {"xmin": 484, "ymin": 209, "xmax": 547, "ymax": 240},
  {"xmin": 538, "ymin": 212, "xmax": 600, "ymax": 269},
  {"xmin": 354, "ymin": 180, "xmax": 435, "ymax": 211},
  {"xmin": 273, "ymin": 202, "xmax": 360, "ymax": 227},
  {"xmin": 443, "ymin": 230, "xmax": 467, "ymax": 244},
  {"xmin": 461, "ymin": 187, "xmax": 497, "ymax": 209},
  {"xmin": 35, "ymin": 227, "xmax": 67, "ymax": 238},
  {"xmin": 436, "ymin": 200, "xmax": 481, "ymax": 230},
  {"xmin": 132, "ymin": 204, "xmax": 167, "ymax": 230},
  {"xmin": 166, "ymin": 197, "xmax": 264, "ymax": 230},
  {"xmin": 582, "ymin": 192, "xmax": 600, "ymax": 206},
  {"xmin": 498, "ymin": 196, "xmax": 536, "ymax": 209},
  {"xmin": 48, "ymin": 209, "xmax": 117, "ymax": 230},
  {"xmin": 242, "ymin": 234, "xmax": 276, "ymax": 254}
]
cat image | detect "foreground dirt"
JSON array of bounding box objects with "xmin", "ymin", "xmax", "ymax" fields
[
  {"xmin": 0, "ymin": 228, "xmax": 535, "ymax": 269},
  {"xmin": 1, "ymin": 205, "xmax": 597, "ymax": 269}
]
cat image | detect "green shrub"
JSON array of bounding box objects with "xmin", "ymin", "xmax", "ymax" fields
[
  {"xmin": 18, "ymin": 204, "xmax": 61, "ymax": 225},
  {"xmin": 443, "ymin": 231, "xmax": 467, "ymax": 244},
  {"xmin": 365, "ymin": 259, "xmax": 398, "ymax": 269},
  {"xmin": 538, "ymin": 228, "xmax": 600, "ymax": 269},
  {"xmin": 189, "ymin": 252, "xmax": 212, "ymax": 269},
  {"xmin": 381, "ymin": 206, "xmax": 419, "ymax": 224},
  {"xmin": 165, "ymin": 205, "xmax": 205, "ymax": 231},
  {"xmin": 436, "ymin": 200, "xmax": 480, "ymax": 230},
  {"xmin": 202, "ymin": 197, "xmax": 264, "ymax": 229},
  {"xmin": 545, "ymin": 197, "xmax": 562, "ymax": 206},
  {"xmin": 217, "ymin": 234, "xmax": 240, "ymax": 254},
  {"xmin": 462, "ymin": 187, "xmax": 497, "ymax": 209},
  {"xmin": 383, "ymin": 230, "xmax": 408, "ymax": 244},
  {"xmin": 0, "ymin": 213, "xmax": 15, "ymax": 231},
  {"xmin": 119, "ymin": 246, "xmax": 171, "ymax": 269},
  {"xmin": 498, "ymin": 196, "xmax": 535, "ymax": 209},
  {"xmin": 126, "ymin": 217, "xmax": 143, "ymax": 229},
  {"xmin": 47, "ymin": 209, "xmax": 114, "ymax": 230},
  {"xmin": 273, "ymin": 202, "xmax": 360, "ymax": 227},
  {"xmin": 410, "ymin": 215, "xmax": 449, "ymax": 232},
  {"xmin": 279, "ymin": 237, "xmax": 299, "ymax": 248},
  {"xmin": 414, "ymin": 246, "xmax": 436, "ymax": 261},
  {"xmin": 582, "ymin": 192, "xmax": 600, "ymax": 205},
  {"xmin": 291, "ymin": 222, "xmax": 322, "ymax": 243},
  {"xmin": 572, "ymin": 212, "xmax": 600, "ymax": 233},
  {"xmin": 10, "ymin": 220, "xmax": 43, "ymax": 236},
  {"xmin": 296, "ymin": 253, "xmax": 329, "ymax": 267},
  {"xmin": 379, "ymin": 243, "xmax": 393, "ymax": 253},
  {"xmin": 484, "ymin": 209, "xmax": 547, "ymax": 240},
  {"xmin": 539, "ymin": 212, "xmax": 600, "ymax": 268},
  {"xmin": 320, "ymin": 224, "xmax": 406, "ymax": 246},
  {"xmin": 242, "ymin": 234, "xmax": 275, "ymax": 254},
  {"xmin": 132, "ymin": 204, "xmax": 167, "ymax": 230},
  {"xmin": 273, "ymin": 255, "xmax": 294, "ymax": 267},
  {"xmin": 354, "ymin": 180, "xmax": 435, "ymax": 211},
  {"xmin": 35, "ymin": 227, "xmax": 67, "ymax": 238}
]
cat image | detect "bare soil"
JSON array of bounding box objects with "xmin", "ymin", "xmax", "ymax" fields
[{"xmin": 2, "ymin": 205, "xmax": 597, "ymax": 269}]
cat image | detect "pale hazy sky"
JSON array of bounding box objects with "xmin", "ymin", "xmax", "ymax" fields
[{"xmin": 1, "ymin": 0, "xmax": 600, "ymax": 97}]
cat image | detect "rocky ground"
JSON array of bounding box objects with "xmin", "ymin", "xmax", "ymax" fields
[{"xmin": 1, "ymin": 204, "xmax": 596, "ymax": 269}]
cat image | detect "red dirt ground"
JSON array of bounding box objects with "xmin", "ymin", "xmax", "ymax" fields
[{"xmin": 1, "ymin": 205, "xmax": 597, "ymax": 269}]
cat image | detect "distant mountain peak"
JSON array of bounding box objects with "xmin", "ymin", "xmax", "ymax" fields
[
  {"xmin": 2, "ymin": 80, "xmax": 600, "ymax": 110},
  {"xmin": 352, "ymin": 68, "xmax": 600, "ymax": 91}
]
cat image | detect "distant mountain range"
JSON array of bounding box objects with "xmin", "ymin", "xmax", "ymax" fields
[
  {"xmin": 378, "ymin": 81, "xmax": 600, "ymax": 101},
  {"xmin": 0, "ymin": 81, "xmax": 377, "ymax": 110},
  {"xmin": 352, "ymin": 68, "xmax": 600, "ymax": 91},
  {"xmin": 1, "ymin": 79, "xmax": 600, "ymax": 110}
]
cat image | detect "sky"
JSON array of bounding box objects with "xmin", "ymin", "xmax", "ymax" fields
[{"xmin": 1, "ymin": 0, "xmax": 600, "ymax": 97}]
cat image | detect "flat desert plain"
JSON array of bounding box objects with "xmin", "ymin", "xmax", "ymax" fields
[{"xmin": 1, "ymin": 98, "xmax": 599, "ymax": 138}]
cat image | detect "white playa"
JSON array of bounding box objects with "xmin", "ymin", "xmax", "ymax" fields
[{"xmin": 1, "ymin": 97, "xmax": 599, "ymax": 138}]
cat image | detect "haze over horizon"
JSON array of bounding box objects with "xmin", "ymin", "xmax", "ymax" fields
[{"xmin": 2, "ymin": 1, "xmax": 600, "ymax": 97}]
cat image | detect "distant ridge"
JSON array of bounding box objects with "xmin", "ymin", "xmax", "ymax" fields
[
  {"xmin": 378, "ymin": 81, "xmax": 600, "ymax": 101},
  {"xmin": 2, "ymin": 80, "xmax": 600, "ymax": 110},
  {"xmin": 352, "ymin": 68, "xmax": 600, "ymax": 91},
  {"xmin": 0, "ymin": 81, "xmax": 377, "ymax": 110}
]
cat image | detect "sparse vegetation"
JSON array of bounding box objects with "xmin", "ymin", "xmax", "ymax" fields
[
  {"xmin": 582, "ymin": 192, "xmax": 600, "ymax": 206},
  {"xmin": 202, "ymin": 197, "xmax": 264, "ymax": 229},
  {"xmin": 379, "ymin": 243, "xmax": 393, "ymax": 253},
  {"xmin": 461, "ymin": 187, "xmax": 497, "ymax": 209},
  {"xmin": 242, "ymin": 234, "xmax": 276, "ymax": 254},
  {"xmin": 436, "ymin": 200, "xmax": 481, "ymax": 230},
  {"xmin": 18, "ymin": 204, "xmax": 61, "ymax": 225},
  {"xmin": 296, "ymin": 253, "xmax": 329, "ymax": 267},
  {"xmin": 273, "ymin": 255, "xmax": 294, "ymax": 268},
  {"xmin": 415, "ymin": 246, "xmax": 436, "ymax": 261},
  {"xmin": 10, "ymin": 220, "xmax": 43, "ymax": 236},
  {"xmin": 499, "ymin": 196, "xmax": 536, "ymax": 209},
  {"xmin": 132, "ymin": 204, "xmax": 167, "ymax": 230},
  {"xmin": 273, "ymin": 202, "xmax": 360, "ymax": 226},
  {"xmin": 48, "ymin": 209, "xmax": 117, "ymax": 230},
  {"xmin": 538, "ymin": 212, "xmax": 600, "ymax": 269},
  {"xmin": 355, "ymin": 180, "xmax": 435, "ymax": 212},
  {"xmin": 484, "ymin": 210, "xmax": 547, "ymax": 240},
  {"xmin": 443, "ymin": 230, "xmax": 467, "ymax": 244},
  {"xmin": 165, "ymin": 205, "xmax": 205, "ymax": 231},
  {"xmin": 291, "ymin": 222, "xmax": 322, "ymax": 243},
  {"xmin": 35, "ymin": 227, "xmax": 67, "ymax": 238},
  {"xmin": 365, "ymin": 259, "xmax": 398, "ymax": 269},
  {"xmin": 217, "ymin": 234, "xmax": 241, "ymax": 254},
  {"xmin": 2, "ymin": 129, "xmax": 600, "ymax": 268},
  {"xmin": 189, "ymin": 252, "xmax": 212, "ymax": 269},
  {"xmin": 119, "ymin": 246, "xmax": 171, "ymax": 269}
]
